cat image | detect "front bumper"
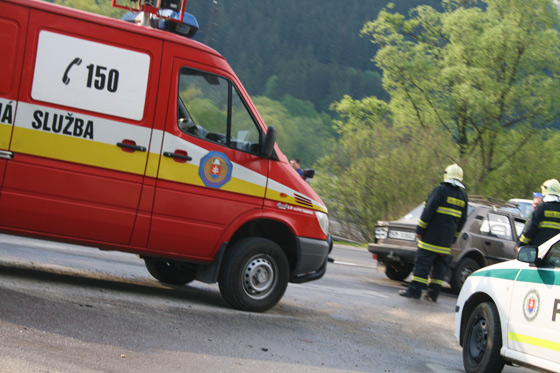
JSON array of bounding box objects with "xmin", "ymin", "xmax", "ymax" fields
[{"xmin": 290, "ymin": 233, "xmax": 333, "ymax": 283}]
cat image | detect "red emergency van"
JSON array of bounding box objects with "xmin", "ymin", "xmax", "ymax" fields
[{"xmin": 0, "ymin": 0, "xmax": 331, "ymax": 312}]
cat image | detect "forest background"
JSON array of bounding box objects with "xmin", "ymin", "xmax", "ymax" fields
[{"xmin": 49, "ymin": 0, "xmax": 560, "ymax": 241}]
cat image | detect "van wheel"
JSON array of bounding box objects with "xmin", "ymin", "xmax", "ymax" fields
[
  {"xmin": 144, "ymin": 258, "xmax": 195, "ymax": 285},
  {"xmin": 462, "ymin": 302, "xmax": 505, "ymax": 373},
  {"xmin": 218, "ymin": 238, "xmax": 289, "ymax": 312},
  {"xmin": 451, "ymin": 258, "xmax": 479, "ymax": 294},
  {"xmin": 385, "ymin": 263, "xmax": 413, "ymax": 281}
]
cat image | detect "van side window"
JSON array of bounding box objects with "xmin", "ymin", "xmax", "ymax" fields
[
  {"xmin": 480, "ymin": 213, "xmax": 513, "ymax": 240},
  {"xmin": 177, "ymin": 67, "xmax": 261, "ymax": 154}
]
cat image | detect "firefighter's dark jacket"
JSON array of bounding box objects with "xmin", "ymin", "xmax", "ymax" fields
[
  {"xmin": 416, "ymin": 182, "xmax": 469, "ymax": 254},
  {"xmin": 518, "ymin": 200, "xmax": 560, "ymax": 247}
]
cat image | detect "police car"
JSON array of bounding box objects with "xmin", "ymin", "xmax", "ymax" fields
[{"xmin": 455, "ymin": 233, "xmax": 560, "ymax": 372}]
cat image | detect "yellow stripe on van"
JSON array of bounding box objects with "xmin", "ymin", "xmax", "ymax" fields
[
  {"xmin": 157, "ymin": 157, "xmax": 266, "ymax": 198},
  {"xmin": 223, "ymin": 177, "xmax": 266, "ymax": 197},
  {"xmin": 145, "ymin": 153, "xmax": 161, "ymax": 179},
  {"xmin": 11, "ymin": 127, "xmax": 148, "ymax": 175},
  {"xmin": 0, "ymin": 122, "xmax": 12, "ymax": 150},
  {"xmin": 508, "ymin": 332, "xmax": 560, "ymax": 352}
]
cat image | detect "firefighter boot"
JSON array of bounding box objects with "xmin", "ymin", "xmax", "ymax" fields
[
  {"xmin": 399, "ymin": 289, "xmax": 421, "ymax": 299},
  {"xmin": 424, "ymin": 286, "xmax": 440, "ymax": 302},
  {"xmin": 423, "ymin": 293, "xmax": 437, "ymax": 302}
]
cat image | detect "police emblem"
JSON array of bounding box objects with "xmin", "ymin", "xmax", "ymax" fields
[
  {"xmin": 523, "ymin": 289, "xmax": 540, "ymax": 322},
  {"xmin": 199, "ymin": 151, "xmax": 233, "ymax": 188}
]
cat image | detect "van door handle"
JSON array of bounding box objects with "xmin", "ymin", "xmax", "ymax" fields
[
  {"xmin": 0, "ymin": 150, "xmax": 14, "ymax": 160},
  {"xmin": 117, "ymin": 141, "xmax": 147, "ymax": 152},
  {"xmin": 164, "ymin": 151, "xmax": 192, "ymax": 162},
  {"xmin": 484, "ymin": 240, "xmax": 491, "ymax": 245}
]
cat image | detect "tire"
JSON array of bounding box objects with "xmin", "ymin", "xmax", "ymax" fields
[
  {"xmin": 462, "ymin": 302, "xmax": 505, "ymax": 373},
  {"xmin": 385, "ymin": 263, "xmax": 413, "ymax": 281},
  {"xmin": 451, "ymin": 258, "xmax": 480, "ymax": 294},
  {"xmin": 144, "ymin": 257, "xmax": 195, "ymax": 285},
  {"xmin": 218, "ymin": 237, "xmax": 289, "ymax": 312}
]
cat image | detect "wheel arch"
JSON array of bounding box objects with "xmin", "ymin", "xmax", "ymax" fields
[
  {"xmin": 195, "ymin": 211, "xmax": 304, "ymax": 284},
  {"xmin": 459, "ymin": 292, "xmax": 497, "ymax": 347},
  {"xmin": 228, "ymin": 218, "xmax": 298, "ymax": 271},
  {"xmin": 453, "ymin": 249, "xmax": 487, "ymax": 270}
]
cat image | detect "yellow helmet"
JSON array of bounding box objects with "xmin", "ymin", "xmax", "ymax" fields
[
  {"xmin": 541, "ymin": 179, "xmax": 560, "ymax": 196},
  {"xmin": 444, "ymin": 164, "xmax": 463, "ymax": 182}
]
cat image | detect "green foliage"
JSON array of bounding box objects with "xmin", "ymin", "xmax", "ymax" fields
[
  {"xmin": 362, "ymin": 0, "xmax": 560, "ymax": 190},
  {"xmin": 314, "ymin": 95, "xmax": 455, "ymax": 241},
  {"xmin": 318, "ymin": 0, "xmax": 560, "ymax": 239},
  {"xmin": 253, "ymin": 96, "xmax": 333, "ymax": 168},
  {"xmin": 186, "ymin": 0, "xmax": 440, "ymax": 112},
  {"xmin": 479, "ymin": 128, "xmax": 560, "ymax": 199}
]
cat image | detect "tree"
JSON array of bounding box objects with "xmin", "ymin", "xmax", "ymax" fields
[
  {"xmin": 479, "ymin": 128, "xmax": 560, "ymax": 199},
  {"xmin": 362, "ymin": 0, "xmax": 560, "ymax": 190},
  {"xmin": 253, "ymin": 96, "xmax": 332, "ymax": 167},
  {"xmin": 314, "ymin": 95, "xmax": 454, "ymax": 241}
]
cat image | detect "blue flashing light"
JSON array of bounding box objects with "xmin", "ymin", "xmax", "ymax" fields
[{"xmin": 158, "ymin": 10, "xmax": 199, "ymax": 38}]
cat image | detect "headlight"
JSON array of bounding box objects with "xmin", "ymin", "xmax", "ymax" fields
[
  {"xmin": 315, "ymin": 211, "xmax": 329, "ymax": 236},
  {"xmin": 375, "ymin": 227, "xmax": 388, "ymax": 240}
]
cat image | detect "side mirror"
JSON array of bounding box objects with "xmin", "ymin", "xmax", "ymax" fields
[
  {"xmin": 262, "ymin": 126, "xmax": 276, "ymax": 158},
  {"xmin": 517, "ymin": 246, "xmax": 538, "ymax": 263}
]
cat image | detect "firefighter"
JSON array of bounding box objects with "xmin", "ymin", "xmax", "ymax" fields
[
  {"xmin": 517, "ymin": 179, "xmax": 560, "ymax": 249},
  {"xmin": 400, "ymin": 164, "xmax": 468, "ymax": 302}
]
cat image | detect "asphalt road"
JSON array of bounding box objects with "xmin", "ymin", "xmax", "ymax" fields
[{"xmin": 0, "ymin": 234, "xmax": 531, "ymax": 372}]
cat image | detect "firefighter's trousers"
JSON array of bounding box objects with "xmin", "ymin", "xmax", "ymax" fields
[{"xmin": 408, "ymin": 247, "xmax": 448, "ymax": 300}]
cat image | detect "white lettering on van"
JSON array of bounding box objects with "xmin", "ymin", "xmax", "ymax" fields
[
  {"xmin": 0, "ymin": 101, "xmax": 14, "ymax": 124},
  {"xmin": 276, "ymin": 202, "xmax": 314, "ymax": 215},
  {"xmin": 32, "ymin": 110, "xmax": 94, "ymax": 140}
]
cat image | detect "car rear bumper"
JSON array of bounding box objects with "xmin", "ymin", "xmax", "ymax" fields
[{"xmin": 367, "ymin": 243, "xmax": 417, "ymax": 263}]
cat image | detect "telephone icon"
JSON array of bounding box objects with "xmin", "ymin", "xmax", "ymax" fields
[{"xmin": 62, "ymin": 57, "xmax": 82, "ymax": 85}]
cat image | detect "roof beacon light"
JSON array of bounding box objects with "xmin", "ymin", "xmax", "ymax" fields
[
  {"xmin": 159, "ymin": 10, "xmax": 199, "ymax": 38},
  {"xmin": 116, "ymin": 0, "xmax": 199, "ymax": 38}
]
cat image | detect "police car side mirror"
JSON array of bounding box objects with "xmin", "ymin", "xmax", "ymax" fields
[
  {"xmin": 517, "ymin": 246, "xmax": 538, "ymax": 264},
  {"xmin": 262, "ymin": 126, "xmax": 276, "ymax": 159}
]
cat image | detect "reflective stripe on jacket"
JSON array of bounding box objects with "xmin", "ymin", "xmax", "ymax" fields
[
  {"xmin": 518, "ymin": 201, "xmax": 560, "ymax": 247},
  {"xmin": 416, "ymin": 182, "xmax": 468, "ymax": 253}
]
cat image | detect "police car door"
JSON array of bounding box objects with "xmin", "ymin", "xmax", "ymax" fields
[
  {"xmin": 0, "ymin": 1, "xmax": 27, "ymax": 187},
  {"xmin": 0, "ymin": 10, "xmax": 161, "ymax": 245},
  {"xmin": 506, "ymin": 240, "xmax": 560, "ymax": 365},
  {"xmin": 148, "ymin": 56, "xmax": 268, "ymax": 259}
]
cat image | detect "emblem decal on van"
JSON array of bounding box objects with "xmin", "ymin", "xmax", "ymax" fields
[
  {"xmin": 523, "ymin": 289, "xmax": 540, "ymax": 321},
  {"xmin": 199, "ymin": 151, "xmax": 233, "ymax": 188}
]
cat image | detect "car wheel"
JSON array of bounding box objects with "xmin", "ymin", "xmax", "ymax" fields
[
  {"xmin": 451, "ymin": 258, "xmax": 480, "ymax": 294},
  {"xmin": 218, "ymin": 237, "xmax": 289, "ymax": 312},
  {"xmin": 462, "ymin": 302, "xmax": 505, "ymax": 373},
  {"xmin": 144, "ymin": 257, "xmax": 196, "ymax": 285},
  {"xmin": 385, "ymin": 263, "xmax": 413, "ymax": 281}
]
